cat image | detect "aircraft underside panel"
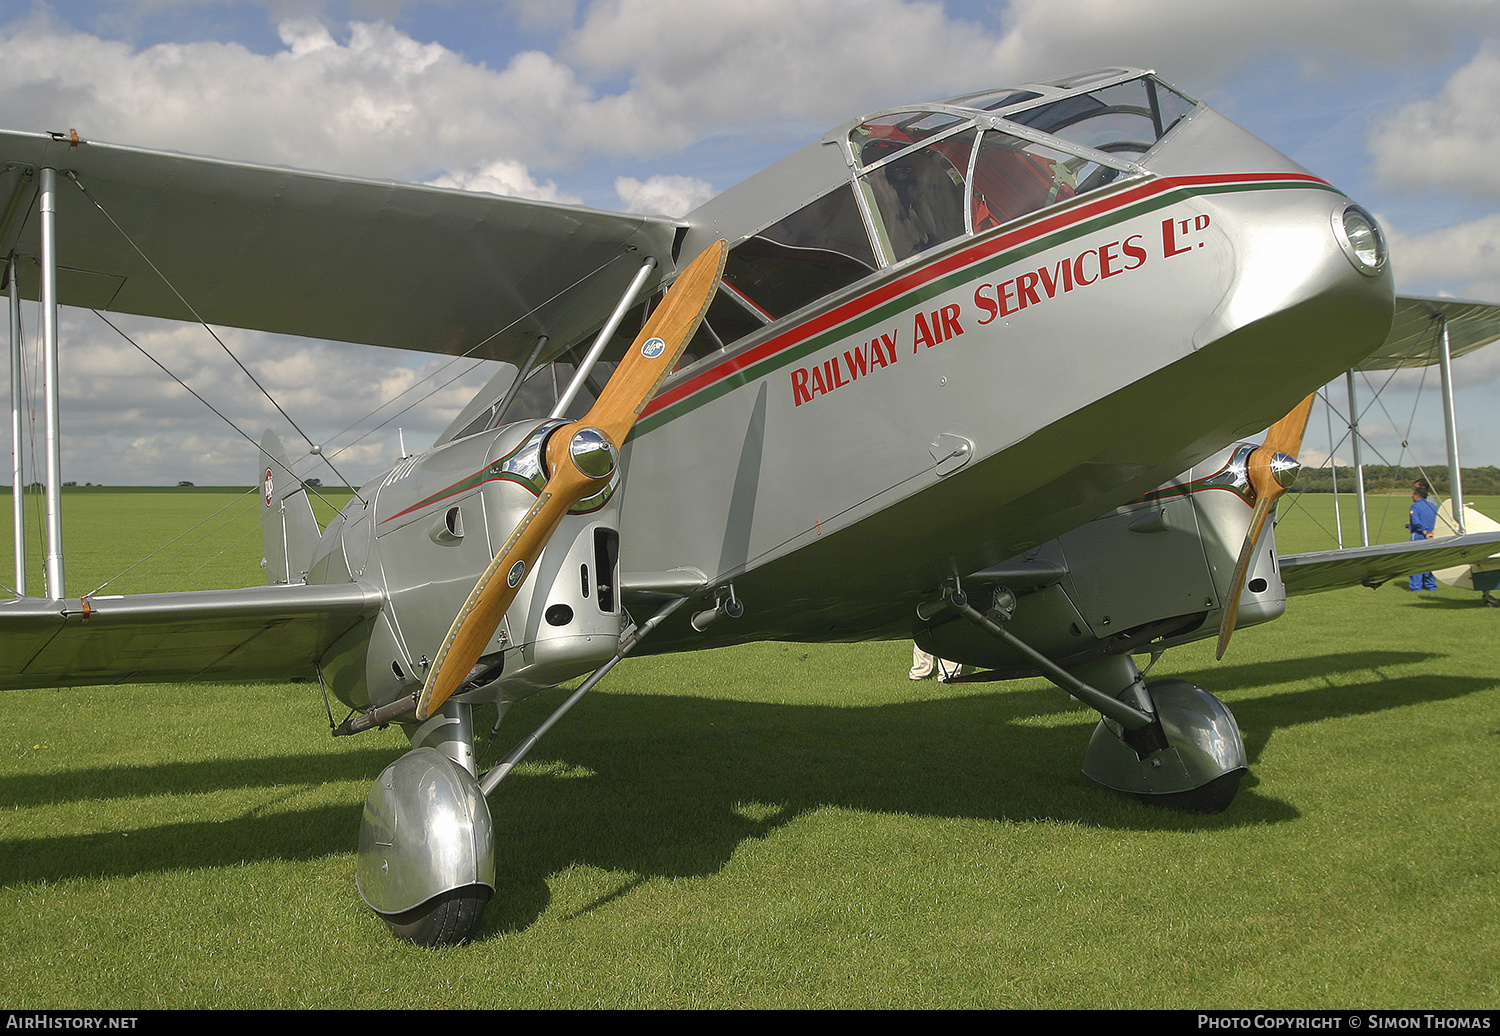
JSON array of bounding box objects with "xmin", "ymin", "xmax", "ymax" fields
[{"xmin": 0, "ymin": 583, "xmax": 382, "ymax": 690}]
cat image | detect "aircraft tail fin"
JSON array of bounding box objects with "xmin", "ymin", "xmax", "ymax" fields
[{"xmin": 259, "ymin": 430, "xmax": 322, "ymax": 585}]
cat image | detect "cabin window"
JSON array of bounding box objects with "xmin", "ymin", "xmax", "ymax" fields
[
  {"xmin": 942, "ymin": 88, "xmax": 1043, "ymax": 113},
  {"xmin": 969, "ymin": 131, "xmax": 1120, "ymax": 232},
  {"xmin": 859, "ymin": 126, "xmax": 977, "ymax": 263},
  {"xmin": 1007, "ymin": 76, "xmax": 1195, "ymax": 158},
  {"xmin": 496, "ymin": 360, "xmax": 595, "ymax": 422},
  {"xmin": 680, "ymin": 292, "xmax": 766, "ymax": 364},
  {"xmin": 710, "ymin": 184, "xmax": 878, "ymax": 346},
  {"xmin": 851, "ymin": 111, "xmax": 968, "ymax": 166},
  {"xmin": 501, "ymin": 280, "xmax": 758, "ymax": 410}
]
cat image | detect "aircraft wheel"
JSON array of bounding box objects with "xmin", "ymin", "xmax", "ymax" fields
[
  {"xmin": 1082, "ymin": 679, "xmax": 1247, "ymax": 813},
  {"xmin": 1136, "ymin": 767, "xmax": 1243, "ymax": 814},
  {"xmin": 379, "ymin": 884, "xmax": 492, "ymax": 947},
  {"xmin": 357, "ymin": 748, "xmax": 496, "ymax": 946}
]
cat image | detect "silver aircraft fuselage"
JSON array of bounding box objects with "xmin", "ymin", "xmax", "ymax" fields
[{"xmin": 615, "ymin": 78, "xmax": 1392, "ymax": 652}]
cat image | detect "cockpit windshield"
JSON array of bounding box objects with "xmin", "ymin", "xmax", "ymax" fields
[
  {"xmin": 845, "ymin": 74, "xmax": 1197, "ymax": 267},
  {"xmin": 1005, "ymin": 76, "xmax": 1196, "ymax": 159}
]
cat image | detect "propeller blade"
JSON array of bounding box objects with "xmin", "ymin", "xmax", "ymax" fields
[
  {"xmin": 416, "ymin": 239, "xmax": 728, "ymax": 720},
  {"xmin": 1214, "ymin": 393, "xmax": 1316, "ymax": 660}
]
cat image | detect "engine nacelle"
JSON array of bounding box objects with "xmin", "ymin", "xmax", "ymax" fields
[
  {"xmin": 312, "ymin": 419, "xmax": 625, "ymax": 710},
  {"xmin": 918, "ymin": 443, "xmax": 1287, "ymax": 671}
]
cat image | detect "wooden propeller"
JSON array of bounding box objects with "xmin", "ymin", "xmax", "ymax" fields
[
  {"xmin": 1215, "ymin": 393, "xmax": 1317, "ymax": 660},
  {"xmin": 416, "ymin": 240, "xmax": 727, "ymax": 720}
]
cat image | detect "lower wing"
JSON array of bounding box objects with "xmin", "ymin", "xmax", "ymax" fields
[
  {"xmin": 1281, "ymin": 532, "xmax": 1500, "ymax": 596},
  {"xmin": 0, "ymin": 582, "xmax": 382, "ymax": 690}
]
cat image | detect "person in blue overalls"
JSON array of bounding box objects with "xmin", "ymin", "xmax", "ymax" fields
[{"xmin": 1408, "ymin": 479, "xmax": 1439, "ymax": 591}]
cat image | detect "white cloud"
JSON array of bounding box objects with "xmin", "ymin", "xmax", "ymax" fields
[
  {"xmin": 4, "ymin": 1, "xmax": 1500, "ymax": 483},
  {"xmin": 1369, "ymin": 42, "xmax": 1500, "ymax": 199},
  {"xmin": 1387, "ymin": 213, "xmax": 1500, "ymax": 299},
  {"xmin": 426, "ymin": 160, "xmax": 580, "ymax": 203},
  {"xmin": 566, "ymin": 0, "xmax": 1009, "ymax": 132},
  {"xmin": 615, "ymin": 173, "xmax": 713, "ymax": 216},
  {"xmin": 504, "ymin": 0, "xmax": 581, "ymax": 34},
  {"xmin": 28, "ymin": 310, "xmax": 494, "ymax": 486},
  {"xmin": 7, "ymin": 2, "xmax": 1494, "ymax": 192},
  {"xmin": 0, "ymin": 12, "xmax": 604, "ymax": 179},
  {"xmin": 990, "ymin": 0, "xmax": 1500, "ymax": 85}
]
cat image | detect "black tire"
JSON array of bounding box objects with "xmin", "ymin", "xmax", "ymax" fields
[
  {"xmin": 380, "ymin": 885, "xmax": 492, "ymax": 947},
  {"xmin": 1138, "ymin": 768, "xmax": 1245, "ymax": 814}
]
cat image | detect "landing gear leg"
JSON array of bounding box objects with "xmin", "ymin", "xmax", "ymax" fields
[
  {"xmin": 357, "ymin": 699, "xmax": 495, "ymax": 946},
  {"xmin": 934, "ymin": 584, "xmax": 1248, "ymax": 812}
]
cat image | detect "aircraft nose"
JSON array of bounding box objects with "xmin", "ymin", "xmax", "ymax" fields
[{"xmin": 1194, "ymin": 191, "xmax": 1395, "ymax": 416}]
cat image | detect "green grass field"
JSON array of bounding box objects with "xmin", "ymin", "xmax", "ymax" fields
[{"xmin": 1, "ymin": 490, "xmax": 1496, "ymax": 1008}]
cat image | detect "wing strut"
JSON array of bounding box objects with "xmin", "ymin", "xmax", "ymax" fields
[
  {"xmin": 552, "ymin": 256, "xmax": 658, "ymax": 419},
  {"xmin": 1343, "ymin": 372, "xmax": 1370, "ymax": 546},
  {"xmin": 8, "ymin": 252, "xmax": 25, "ymax": 596},
  {"xmin": 477, "ymin": 597, "xmax": 689, "ymax": 795},
  {"xmin": 38, "ymin": 167, "xmax": 64, "ymax": 599},
  {"xmin": 1435, "ymin": 314, "xmax": 1466, "ymax": 533}
]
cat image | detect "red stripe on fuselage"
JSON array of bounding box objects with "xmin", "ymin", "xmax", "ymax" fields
[{"xmin": 645, "ymin": 172, "xmax": 1331, "ymax": 419}]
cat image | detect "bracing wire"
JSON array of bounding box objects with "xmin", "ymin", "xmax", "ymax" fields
[
  {"xmin": 65, "ymin": 171, "xmax": 363, "ymax": 493},
  {"xmin": 1358, "ymin": 325, "xmax": 1444, "ymax": 541},
  {"xmin": 9, "ymin": 171, "xmax": 644, "ymax": 599},
  {"xmin": 1279, "ymin": 388, "xmax": 1345, "ymax": 546},
  {"xmin": 87, "ymin": 310, "xmax": 357, "ymax": 535},
  {"xmin": 1283, "ymin": 319, "xmax": 1455, "ymax": 552},
  {"xmin": 92, "ymin": 310, "xmax": 266, "ymax": 455},
  {"xmin": 86, "ymin": 487, "xmax": 261, "ymax": 596},
  {"xmin": 89, "ymin": 311, "xmax": 363, "ymax": 521},
  {"xmin": 7, "ymin": 304, "xmax": 271, "ymax": 596},
  {"xmin": 65, "ymin": 167, "xmax": 636, "ymax": 490},
  {"xmin": 315, "ymin": 248, "xmax": 632, "ymax": 465}
]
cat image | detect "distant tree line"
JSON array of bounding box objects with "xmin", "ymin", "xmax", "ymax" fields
[{"xmin": 1298, "ymin": 465, "xmax": 1500, "ymax": 495}]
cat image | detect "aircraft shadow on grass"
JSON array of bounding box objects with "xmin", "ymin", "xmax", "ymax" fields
[
  {"xmin": 3, "ymin": 647, "xmax": 1494, "ymax": 939},
  {"xmin": 1401, "ymin": 594, "xmax": 1493, "ymax": 611}
]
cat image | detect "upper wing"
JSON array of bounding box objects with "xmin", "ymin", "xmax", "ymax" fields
[
  {"xmin": 0, "ymin": 582, "xmax": 383, "ymax": 690},
  {"xmin": 1281, "ymin": 532, "xmax": 1500, "ymax": 596},
  {"xmin": 1358, "ymin": 296, "xmax": 1500, "ymax": 371},
  {"xmin": 0, "ymin": 130, "xmax": 681, "ymax": 362}
]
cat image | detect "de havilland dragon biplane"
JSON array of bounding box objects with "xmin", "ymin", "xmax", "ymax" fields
[{"xmin": 3, "ymin": 67, "xmax": 1497, "ymax": 946}]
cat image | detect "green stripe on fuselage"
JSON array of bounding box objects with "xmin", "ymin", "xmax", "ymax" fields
[{"xmin": 634, "ymin": 176, "xmax": 1340, "ymax": 437}]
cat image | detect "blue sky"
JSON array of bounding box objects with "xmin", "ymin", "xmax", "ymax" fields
[{"xmin": 2, "ymin": 0, "xmax": 1498, "ymax": 488}]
